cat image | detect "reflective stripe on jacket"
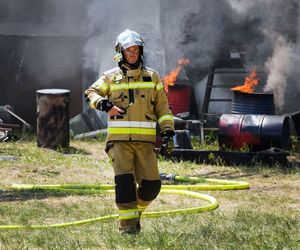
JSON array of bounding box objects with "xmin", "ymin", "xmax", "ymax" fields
[{"xmin": 85, "ymin": 66, "xmax": 174, "ymax": 142}]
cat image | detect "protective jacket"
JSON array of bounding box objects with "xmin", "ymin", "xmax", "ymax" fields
[{"xmin": 85, "ymin": 66, "xmax": 174, "ymax": 142}]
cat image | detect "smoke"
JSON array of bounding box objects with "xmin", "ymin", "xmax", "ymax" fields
[
  {"xmin": 0, "ymin": 0, "xmax": 87, "ymax": 36},
  {"xmin": 170, "ymin": 0, "xmax": 298, "ymax": 66},
  {"xmin": 264, "ymin": 36, "xmax": 294, "ymax": 112},
  {"xmin": 161, "ymin": 0, "xmax": 268, "ymax": 78},
  {"xmin": 160, "ymin": 0, "xmax": 300, "ymax": 112},
  {"xmin": 1, "ymin": 0, "xmax": 299, "ymax": 114},
  {"xmin": 83, "ymin": 0, "xmax": 163, "ymax": 75},
  {"xmin": 81, "ymin": 0, "xmax": 300, "ymax": 113},
  {"xmin": 270, "ymin": 42, "xmax": 300, "ymax": 113},
  {"xmin": 0, "ymin": 0, "xmax": 89, "ymax": 85}
]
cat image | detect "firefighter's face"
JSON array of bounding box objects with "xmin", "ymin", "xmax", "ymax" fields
[{"xmin": 123, "ymin": 45, "xmax": 140, "ymax": 64}]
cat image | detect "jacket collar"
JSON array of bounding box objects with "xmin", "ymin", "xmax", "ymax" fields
[{"xmin": 124, "ymin": 65, "xmax": 142, "ymax": 79}]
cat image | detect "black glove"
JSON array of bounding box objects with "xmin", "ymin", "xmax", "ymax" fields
[
  {"xmin": 160, "ymin": 130, "xmax": 175, "ymax": 156},
  {"xmin": 96, "ymin": 99, "xmax": 114, "ymax": 112}
]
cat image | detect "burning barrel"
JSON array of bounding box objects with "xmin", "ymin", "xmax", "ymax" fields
[
  {"xmin": 218, "ymin": 114, "xmax": 290, "ymax": 151},
  {"xmin": 36, "ymin": 89, "xmax": 70, "ymax": 149},
  {"xmin": 163, "ymin": 58, "xmax": 191, "ymax": 115},
  {"xmin": 232, "ymin": 90, "xmax": 275, "ymax": 115},
  {"xmin": 230, "ymin": 68, "xmax": 275, "ymax": 115}
]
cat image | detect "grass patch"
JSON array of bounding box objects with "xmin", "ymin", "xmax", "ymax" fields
[{"xmin": 0, "ymin": 136, "xmax": 299, "ymax": 249}]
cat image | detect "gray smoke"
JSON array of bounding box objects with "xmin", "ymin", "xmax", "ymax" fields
[
  {"xmin": 82, "ymin": 0, "xmax": 300, "ymax": 113},
  {"xmin": 83, "ymin": 0, "xmax": 163, "ymax": 75},
  {"xmin": 264, "ymin": 36, "xmax": 294, "ymax": 112},
  {"xmin": 0, "ymin": 0, "xmax": 89, "ymax": 85},
  {"xmin": 1, "ymin": 0, "xmax": 299, "ymax": 114},
  {"xmin": 0, "ymin": 0, "xmax": 87, "ymax": 36},
  {"xmin": 159, "ymin": 0, "xmax": 300, "ymax": 112},
  {"xmin": 176, "ymin": 0, "xmax": 297, "ymax": 66}
]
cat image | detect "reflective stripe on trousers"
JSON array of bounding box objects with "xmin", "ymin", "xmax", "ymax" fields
[{"xmin": 119, "ymin": 208, "xmax": 139, "ymax": 220}]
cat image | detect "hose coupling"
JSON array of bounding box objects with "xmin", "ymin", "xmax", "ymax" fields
[{"xmin": 160, "ymin": 173, "xmax": 176, "ymax": 181}]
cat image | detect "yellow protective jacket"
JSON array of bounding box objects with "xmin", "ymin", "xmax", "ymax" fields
[{"xmin": 85, "ymin": 66, "xmax": 174, "ymax": 143}]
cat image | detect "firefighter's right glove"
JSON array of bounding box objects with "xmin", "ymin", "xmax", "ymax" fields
[
  {"xmin": 97, "ymin": 99, "xmax": 114, "ymax": 112},
  {"xmin": 160, "ymin": 130, "xmax": 175, "ymax": 156}
]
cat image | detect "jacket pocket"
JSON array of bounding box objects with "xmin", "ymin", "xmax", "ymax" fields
[
  {"xmin": 139, "ymin": 90, "xmax": 146, "ymax": 103},
  {"xmin": 110, "ymin": 91, "xmax": 124, "ymax": 105}
]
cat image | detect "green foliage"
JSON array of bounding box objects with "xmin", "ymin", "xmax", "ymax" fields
[
  {"xmin": 190, "ymin": 136, "xmax": 219, "ymax": 150},
  {"xmin": 207, "ymin": 152, "xmax": 226, "ymax": 166},
  {"xmin": 290, "ymin": 135, "xmax": 300, "ymax": 152}
]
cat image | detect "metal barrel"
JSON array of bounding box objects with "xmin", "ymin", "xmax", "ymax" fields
[
  {"xmin": 173, "ymin": 130, "xmax": 193, "ymax": 149},
  {"xmin": 168, "ymin": 85, "xmax": 191, "ymax": 115},
  {"xmin": 232, "ymin": 90, "xmax": 275, "ymax": 115},
  {"xmin": 218, "ymin": 114, "xmax": 290, "ymax": 151},
  {"xmin": 36, "ymin": 89, "xmax": 70, "ymax": 149}
]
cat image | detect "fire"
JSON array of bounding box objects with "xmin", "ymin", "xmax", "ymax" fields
[
  {"xmin": 163, "ymin": 58, "xmax": 190, "ymax": 93},
  {"xmin": 231, "ymin": 68, "xmax": 259, "ymax": 93}
]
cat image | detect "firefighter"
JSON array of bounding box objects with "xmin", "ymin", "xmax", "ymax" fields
[{"xmin": 85, "ymin": 29, "xmax": 175, "ymax": 234}]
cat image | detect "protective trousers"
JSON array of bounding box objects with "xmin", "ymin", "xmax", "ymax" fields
[{"xmin": 107, "ymin": 141, "xmax": 161, "ymax": 231}]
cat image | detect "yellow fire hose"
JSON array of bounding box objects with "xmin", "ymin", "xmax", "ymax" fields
[{"xmin": 0, "ymin": 174, "xmax": 249, "ymax": 230}]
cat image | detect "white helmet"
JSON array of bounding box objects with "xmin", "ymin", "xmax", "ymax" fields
[{"xmin": 115, "ymin": 29, "xmax": 144, "ymax": 53}]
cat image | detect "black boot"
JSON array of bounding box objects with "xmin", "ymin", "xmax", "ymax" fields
[{"xmin": 119, "ymin": 219, "xmax": 140, "ymax": 235}]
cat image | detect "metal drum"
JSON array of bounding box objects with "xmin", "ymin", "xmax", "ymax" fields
[
  {"xmin": 168, "ymin": 85, "xmax": 191, "ymax": 115},
  {"xmin": 218, "ymin": 114, "xmax": 290, "ymax": 151},
  {"xmin": 232, "ymin": 90, "xmax": 275, "ymax": 115},
  {"xmin": 36, "ymin": 89, "xmax": 70, "ymax": 149}
]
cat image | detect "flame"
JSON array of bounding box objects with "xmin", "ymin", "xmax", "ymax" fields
[
  {"xmin": 163, "ymin": 58, "xmax": 190, "ymax": 93},
  {"xmin": 231, "ymin": 68, "xmax": 259, "ymax": 93}
]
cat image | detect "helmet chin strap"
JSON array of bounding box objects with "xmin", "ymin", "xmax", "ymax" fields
[{"xmin": 118, "ymin": 53, "xmax": 143, "ymax": 74}]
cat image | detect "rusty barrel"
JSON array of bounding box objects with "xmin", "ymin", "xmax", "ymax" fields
[
  {"xmin": 218, "ymin": 114, "xmax": 290, "ymax": 151},
  {"xmin": 36, "ymin": 89, "xmax": 70, "ymax": 149}
]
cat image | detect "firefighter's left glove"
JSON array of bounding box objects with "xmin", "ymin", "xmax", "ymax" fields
[
  {"xmin": 97, "ymin": 99, "xmax": 114, "ymax": 112},
  {"xmin": 160, "ymin": 130, "xmax": 175, "ymax": 156}
]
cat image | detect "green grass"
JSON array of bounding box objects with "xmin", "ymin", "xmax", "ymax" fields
[{"xmin": 0, "ymin": 136, "xmax": 299, "ymax": 249}]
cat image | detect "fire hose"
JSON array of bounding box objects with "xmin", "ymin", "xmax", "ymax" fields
[{"xmin": 0, "ymin": 174, "xmax": 249, "ymax": 230}]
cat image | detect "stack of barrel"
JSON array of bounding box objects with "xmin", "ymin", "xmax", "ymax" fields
[{"xmin": 218, "ymin": 90, "xmax": 290, "ymax": 151}]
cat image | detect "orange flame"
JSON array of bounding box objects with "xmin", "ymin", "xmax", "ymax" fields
[
  {"xmin": 163, "ymin": 58, "xmax": 190, "ymax": 93},
  {"xmin": 231, "ymin": 68, "xmax": 259, "ymax": 93}
]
